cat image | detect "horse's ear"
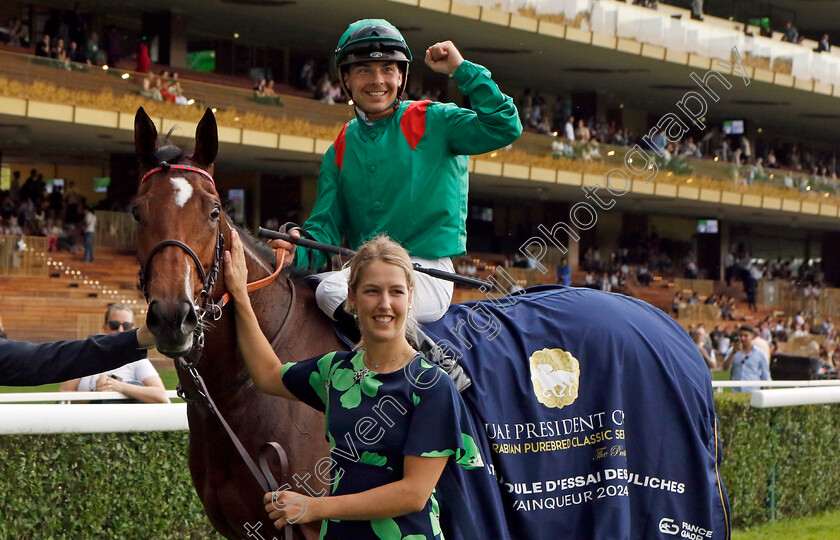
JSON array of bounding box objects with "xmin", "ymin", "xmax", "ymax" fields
[
  {"xmin": 135, "ymin": 107, "xmax": 158, "ymax": 167},
  {"xmin": 193, "ymin": 108, "xmax": 218, "ymax": 170}
]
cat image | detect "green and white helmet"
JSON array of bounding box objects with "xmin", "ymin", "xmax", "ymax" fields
[{"xmin": 334, "ymin": 19, "xmax": 412, "ymax": 99}]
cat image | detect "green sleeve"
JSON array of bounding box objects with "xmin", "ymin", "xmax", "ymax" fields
[
  {"xmin": 442, "ymin": 60, "xmax": 522, "ymax": 156},
  {"xmin": 296, "ymin": 147, "xmax": 344, "ymax": 269}
]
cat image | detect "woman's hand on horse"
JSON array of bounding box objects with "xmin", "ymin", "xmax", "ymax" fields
[
  {"xmin": 266, "ymin": 228, "xmax": 298, "ymax": 268},
  {"xmin": 223, "ymin": 229, "xmax": 249, "ymax": 301},
  {"xmin": 425, "ymin": 41, "xmax": 464, "ymax": 75},
  {"xmin": 263, "ymin": 489, "xmax": 319, "ymax": 528}
]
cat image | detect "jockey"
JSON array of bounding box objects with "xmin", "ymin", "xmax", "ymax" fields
[{"xmin": 269, "ymin": 19, "xmax": 522, "ymax": 389}]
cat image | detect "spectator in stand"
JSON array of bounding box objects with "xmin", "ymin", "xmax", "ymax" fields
[
  {"xmin": 0, "ymin": 315, "xmax": 6, "ymax": 339},
  {"xmin": 136, "ymin": 36, "xmax": 151, "ymax": 73},
  {"xmin": 68, "ymin": 41, "xmax": 86, "ymax": 63},
  {"xmin": 82, "ymin": 206, "xmax": 96, "ymax": 263},
  {"xmin": 564, "ymin": 115, "xmax": 575, "ymax": 142},
  {"xmin": 637, "ymin": 264, "xmax": 651, "ymax": 286},
  {"xmin": 690, "ymin": 327, "xmax": 715, "ymax": 371},
  {"xmin": 35, "ymin": 35, "xmax": 51, "ymax": 58},
  {"xmin": 759, "ymin": 322, "xmax": 772, "ymax": 342},
  {"xmin": 782, "ymin": 21, "xmax": 799, "ymax": 44},
  {"xmin": 63, "ymin": 181, "xmax": 84, "ymax": 223},
  {"xmin": 59, "ymin": 304, "xmax": 167, "ymax": 403},
  {"xmin": 690, "ymin": 0, "xmax": 704, "ymax": 21},
  {"xmin": 815, "ymin": 34, "xmax": 830, "ymax": 53},
  {"xmin": 168, "ymin": 73, "xmax": 188, "ymax": 105},
  {"xmin": 53, "ymin": 37, "xmax": 67, "ymax": 62},
  {"xmin": 791, "ymin": 322, "xmax": 809, "ymax": 338},
  {"xmin": 722, "ymin": 325, "xmax": 771, "ymax": 392},
  {"xmin": 254, "ymin": 78, "xmax": 267, "ymax": 97},
  {"xmin": 86, "ymin": 31, "xmax": 104, "ymax": 65},
  {"xmin": 612, "ymin": 129, "xmax": 628, "ymax": 147},
  {"xmin": 574, "ymin": 119, "xmax": 590, "ymax": 143},
  {"xmin": 556, "ymin": 257, "xmax": 571, "ymax": 286},
  {"xmin": 141, "ymin": 72, "xmax": 163, "ymax": 101}
]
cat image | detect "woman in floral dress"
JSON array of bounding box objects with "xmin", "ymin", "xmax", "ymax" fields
[{"xmin": 224, "ymin": 232, "xmax": 483, "ymax": 539}]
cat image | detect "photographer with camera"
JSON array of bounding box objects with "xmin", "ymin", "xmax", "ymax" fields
[{"xmin": 721, "ymin": 325, "xmax": 771, "ymax": 392}]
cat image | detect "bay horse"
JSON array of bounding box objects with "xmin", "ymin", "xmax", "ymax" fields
[{"xmin": 133, "ymin": 106, "xmax": 336, "ymax": 539}]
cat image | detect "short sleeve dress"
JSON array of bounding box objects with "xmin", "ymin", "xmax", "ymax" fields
[{"xmin": 281, "ymin": 350, "xmax": 483, "ymax": 540}]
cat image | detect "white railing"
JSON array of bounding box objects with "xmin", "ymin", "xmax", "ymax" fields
[
  {"xmin": 711, "ymin": 379, "xmax": 840, "ymax": 407},
  {"xmin": 0, "ymin": 403, "xmax": 187, "ymax": 434},
  {"xmin": 0, "ymin": 390, "xmax": 180, "ymax": 403},
  {"xmin": 0, "ymin": 381, "xmax": 838, "ymax": 436}
]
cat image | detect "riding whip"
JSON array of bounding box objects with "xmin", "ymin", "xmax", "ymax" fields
[{"xmin": 256, "ymin": 228, "xmax": 495, "ymax": 290}]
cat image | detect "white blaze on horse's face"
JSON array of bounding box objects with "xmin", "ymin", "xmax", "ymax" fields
[
  {"xmin": 170, "ymin": 177, "xmax": 193, "ymax": 208},
  {"xmin": 184, "ymin": 264, "xmax": 194, "ymax": 308}
]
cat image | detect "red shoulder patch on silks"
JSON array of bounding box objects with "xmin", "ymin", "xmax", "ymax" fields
[
  {"xmin": 334, "ymin": 122, "xmax": 350, "ymax": 170},
  {"xmin": 400, "ymin": 100, "xmax": 431, "ymax": 150}
]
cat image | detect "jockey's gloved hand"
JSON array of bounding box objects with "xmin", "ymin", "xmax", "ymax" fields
[{"xmin": 416, "ymin": 329, "xmax": 472, "ymax": 393}]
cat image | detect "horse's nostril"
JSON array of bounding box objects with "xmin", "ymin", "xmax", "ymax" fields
[
  {"xmin": 179, "ymin": 300, "xmax": 198, "ymax": 334},
  {"xmin": 146, "ymin": 301, "xmax": 162, "ymax": 333}
]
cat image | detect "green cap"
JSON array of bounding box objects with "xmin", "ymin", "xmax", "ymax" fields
[{"xmin": 334, "ymin": 19, "xmax": 412, "ymax": 71}]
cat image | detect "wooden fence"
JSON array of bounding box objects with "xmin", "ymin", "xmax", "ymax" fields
[
  {"xmin": 0, "ymin": 235, "xmax": 50, "ymax": 277},
  {"xmin": 95, "ymin": 211, "xmax": 137, "ymax": 250},
  {"xmin": 673, "ymin": 278, "xmax": 715, "ymax": 298},
  {"xmin": 775, "ymin": 283, "xmax": 840, "ymax": 323}
]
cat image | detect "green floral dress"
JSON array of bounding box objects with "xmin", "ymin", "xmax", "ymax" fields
[{"xmin": 281, "ymin": 350, "xmax": 484, "ymax": 539}]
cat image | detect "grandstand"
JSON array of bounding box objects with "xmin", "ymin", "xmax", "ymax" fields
[
  {"xmin": 3, "ymin": 2, "xmax": 840, "ymax": 538},
  {"xmin": 1, "ymin": 0, "xmax": 840, "ymax": 349}
]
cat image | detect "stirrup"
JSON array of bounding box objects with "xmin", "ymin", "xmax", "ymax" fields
[{"xmin": 415, "ymin": 328, "xmax": 472, "ymax": 393}]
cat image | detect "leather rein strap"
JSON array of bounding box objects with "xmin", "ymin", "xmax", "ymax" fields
[{"xmin": 217, "ymin": 248, "xmax": 286, "ymax": 309}]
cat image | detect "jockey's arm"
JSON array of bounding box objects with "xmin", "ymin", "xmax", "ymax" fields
[
  {"xmin": 225, "ymin": 229, "xmax": 298, "ymax": 401},
  {"xmin": 265, "ymin": 455, "xmax": 447, "ymax": 527},
  {"xmin": 279, "ymin": 149, "xmax": 344, "ymax": 269}
]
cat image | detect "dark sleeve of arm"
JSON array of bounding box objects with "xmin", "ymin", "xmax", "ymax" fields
[
  {"xmin": 296, "ymin": 148, "xmax": 344, "ymax": 270},
  {"xmin": 0, "ymin": 329, "xmax": 148, "ymax": 386},
  {"xmin": 444, "ymin": 60, "xmax": 523, "ymax": 155}
]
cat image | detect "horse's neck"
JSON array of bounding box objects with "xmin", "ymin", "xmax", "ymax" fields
[{"xmin": 198, "ymin": 234, "xmax": 342, "ymax": 394}]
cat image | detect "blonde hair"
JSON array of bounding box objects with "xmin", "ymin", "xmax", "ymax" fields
[{"xmin": 346, "ymin": 235, "xmax": 418, "ymax": 348}]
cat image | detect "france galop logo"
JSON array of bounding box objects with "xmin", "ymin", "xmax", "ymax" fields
[{"xmin": 529, "ymin": 348, "xmax": 580, "ymax": 409}]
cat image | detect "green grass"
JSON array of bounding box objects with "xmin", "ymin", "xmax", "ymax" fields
[{"xmin": 733, "ymin": 509, "xmax": 840, "ymax": 540}]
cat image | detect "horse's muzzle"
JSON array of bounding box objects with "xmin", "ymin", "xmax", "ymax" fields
[{"xmin": 146, "ymin": 299, "xmax": 198, "ymax": 356}]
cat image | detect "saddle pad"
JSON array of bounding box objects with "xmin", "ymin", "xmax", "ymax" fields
[{"xmin": 425, "ymin": 285, "xmax": 730, "ymax": 540}]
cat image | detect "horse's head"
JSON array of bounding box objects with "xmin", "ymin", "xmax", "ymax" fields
[{"xmin": 132, "ymin": 107, "xmax": 224, "ymax": 357}]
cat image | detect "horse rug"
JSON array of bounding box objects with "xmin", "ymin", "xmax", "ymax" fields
[{"xmin": 424, "ymin": 286, "xmax": 731, "ymax": 540}]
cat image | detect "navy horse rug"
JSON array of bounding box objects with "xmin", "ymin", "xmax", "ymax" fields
[{"xmin": 424, "ymin": 286, "xmax": 731, "ymax": 540}]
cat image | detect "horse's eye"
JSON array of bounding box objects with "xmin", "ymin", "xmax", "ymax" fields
[
  {"xmin": 131, "ymin": 207, "xmax": 141, "ymax": 222},
  {"xmin": 210, "ymin": 207, "xmax": 221, "ymax": 220}
]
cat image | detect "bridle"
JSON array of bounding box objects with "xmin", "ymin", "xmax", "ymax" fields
[
  {"xmin": 138, "ymin": 162, "xmax": 294, "ymax": 539},
  {"xmin": 138, "ymin": 164, "xmax": 226, "ymax": 338}
]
